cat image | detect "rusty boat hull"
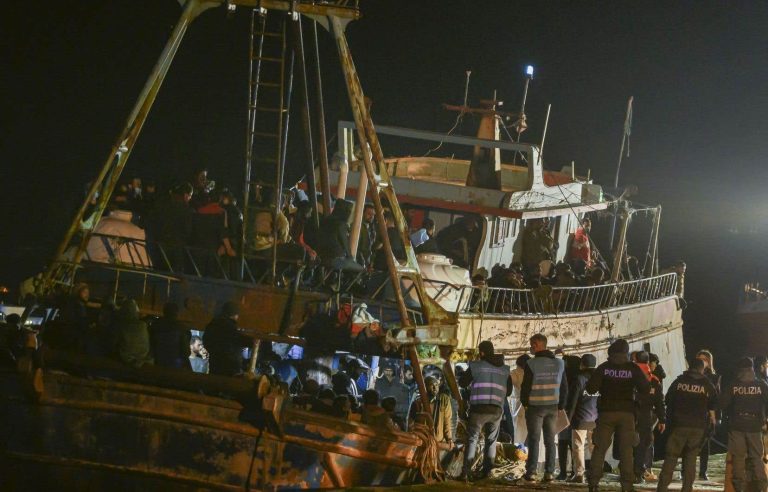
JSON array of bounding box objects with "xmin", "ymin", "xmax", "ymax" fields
[{"xmin": 0, "ymin": 365, "xmax": 426, "ymax": 491}]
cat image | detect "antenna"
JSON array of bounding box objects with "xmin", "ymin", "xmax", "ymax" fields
[
  {"xmin": 515, "ymin": 64, "xmax": 534, "ymax": 142},
  {"xmin": 539, "ymin": 103, "xmax": 552, "ymax": 158},
  {"xmin": 609, "ymin": 96, "xmax": 634, "ymax": 249}
]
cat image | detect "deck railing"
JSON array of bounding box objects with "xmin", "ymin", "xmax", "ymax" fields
[{"xmin": 446, "ymin": 272, "xmax": 678, "ymax": 316}]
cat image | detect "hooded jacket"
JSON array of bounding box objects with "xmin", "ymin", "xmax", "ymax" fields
[
  {"xmin": 521, "ymin": 350, "xmax": 568, "ymax": 409},
  {"xmin": 204, "ymin": 316, "xmax": 250, "ymax": 377},
  {"xmin": 316, "ymin": 200, "xmax": 354, "ymax": 263},
  {"xmin": 720, "ymin": 367, "xmax": 768, "ymax": 432},
  {"xmin": 586, "ymin": 352, "xmax": 650, "ymax": 413},
  {"xmin": 665, "ymin": 369, "xmax": 717, "ymax": 429},
  {"xmin": 635, "ymin": 362, "xmax": 666, "ymax": 424},
  {"xmin": 116, "ymin": 300, "xmax": 153, "ymax": 368},
  {"xmin": 375, "ymin": 375, "xmax": 411, "ymax": 420},
  {"xmin": 567, "ymin": 367, "xmax": 599, "ymax": 429}
]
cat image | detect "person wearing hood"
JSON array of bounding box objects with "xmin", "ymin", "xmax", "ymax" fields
[
  {"xmin": 720, "ymin": 356, "xmax": 768, "ymax": 492},
  {"xmin": 694, "ymin": 349, "xmax": 721, "ymax": 481},
  {"xmin": 520, "ymin": 333, "xmax": 568, "ymax": 483},
  {"xmin": 374, "ymin": 362, "xmax": 411, "ymax": 426},
  {"xmin": 459, "ymin": 340, "xmax": 513, "ymax": 480},
  {"xmin": 566, "ymin": 353, "xmax": 599, "ymax": 484},
  {"xmin": 586, "ymin": 338, "xmax": 650, "ymax": 492},
  {"xmin": 631, "ymin": 350, "xmax": 666, "ymax": 484},
  {"xmin": 315, "ymin": 199, "xmax": 363, "ymax": 272},
  {"xmin": 116, "ymin": 299, "xmax": 153, "ymax": 368},
  {"xmin": 203, "ymin": 301, "xmax": 250, "ymax": 376},
  {"xmin": 649, "ymin": 352, "xmax": 667, "ymax": 383},
  {"xmin": 656, "ymin": 358, "xmax": 718, "ymax": 492},
  {"xmin": 150, "ymin": 302, "xmax": 191, "ymax": 369}
]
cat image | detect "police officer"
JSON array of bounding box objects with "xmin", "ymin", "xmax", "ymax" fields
[
  {"xmin": 459, "ymin": 340, "xmax": 513, "ymax": 480},
  {"xmin": 586, "ymin": 338, "xmax": 650, "ymax": 492},
  {"xmin": 521, "ymin": 333, "xmax": 568, "ymax": 482},
  {"xmin": 656, "ymin": 358, "xmax": 718, "ymax": 492},
  {"xmin": 720, "ymin": 357, "xmax": 768, "ymax": 492}
]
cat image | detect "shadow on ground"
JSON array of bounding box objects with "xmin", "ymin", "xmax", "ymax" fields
[{"xmin": 350, "ymin": 454, "xmax": 727, "ymax": 491}]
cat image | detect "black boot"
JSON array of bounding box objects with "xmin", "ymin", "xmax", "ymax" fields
[{"xmin": 557, "ymin": 440, "xmax": 570, "ymax": 480}]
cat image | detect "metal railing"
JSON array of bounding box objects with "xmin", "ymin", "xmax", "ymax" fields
[
  {"xmin": 451, "ymin": 272, "xmax": 678, "ymax": 316},
  {"xmin": 83, "ymin": 233, "xmax": 264, "ymax": 283}
]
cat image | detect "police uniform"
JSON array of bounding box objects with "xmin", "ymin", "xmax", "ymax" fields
[
  {"xmin": 721, "ymin": 364, "xmax": 768, "ymax": 492},
  {"xmin": 462, "ymin": 355, "xmax": 511, "ymax": 477},
  {"xmin": 657, "ymin": 369, "xmax": 718, "ymax": 492},
  {"xmin": 585, "ymin": 339, "xmax": 650, "ymax": 492},
  {"xmin": 520, "ymin": 350, "xmax": 567, "ymax": 478}
]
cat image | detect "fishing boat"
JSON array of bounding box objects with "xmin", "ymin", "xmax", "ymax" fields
[
  {"xmin": 1, "ymin": 0, "xmax": 686, "ymax": 490},
  {"xmin": 331, "ymin": 97, "xmax": 687, "ymax": 378},
  {"xmin": 2, "ymin": 1, "xmax": 461, "ymax": 489}
]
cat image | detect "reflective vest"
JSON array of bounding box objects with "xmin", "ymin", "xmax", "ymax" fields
[
  {"xmin": 527, "ymin": 356, "xmax": 564, "ymax": 406},
  {"xmin": 469, "ymin": 360, "xmax": 510, "ymax": 407}
]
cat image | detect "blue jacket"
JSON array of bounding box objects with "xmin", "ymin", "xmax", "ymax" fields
[{"xmin": 567, "ymin": 368, "xmax": 599, "ymax": 429}]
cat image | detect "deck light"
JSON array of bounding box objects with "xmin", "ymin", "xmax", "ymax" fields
[{"xmin": 526, "ymin": 65, "xmax": 534, "ymax": 77}]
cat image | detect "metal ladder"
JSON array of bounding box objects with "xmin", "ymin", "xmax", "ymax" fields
[{"xmin": 243, "ymin": 7, "xmax": 295, "ymax": 283}]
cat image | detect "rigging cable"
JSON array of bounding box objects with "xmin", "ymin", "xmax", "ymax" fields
[{"xmin": 423, "ymin": 70, "xmax": 471, "ymax": 157}]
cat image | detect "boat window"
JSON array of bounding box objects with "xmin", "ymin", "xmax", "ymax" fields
[{"xmin": 490, "ymin": 218, "xmax": 511, "ymax": 248}]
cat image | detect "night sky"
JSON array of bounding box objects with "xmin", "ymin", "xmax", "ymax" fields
[{"xmin": 3, "ymin": 1, "xmax": 768, "ymax": 367}]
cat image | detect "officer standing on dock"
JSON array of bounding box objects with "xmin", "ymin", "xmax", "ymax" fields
[
  {"xmin": 520, "ymin": 333, "xmax": 568, "ymax": 482},
  {"xmin": 656, "ymin": 358, "xmax": 718, "ymax": 492},
  {"xmin": 586, "ymin": 339, "xmax": 650, "ymax": 492},
  {"xmin": 459, "ymin": 340, "xmax": 513, "ymax": 480},
  {"xmin": 720, "ymin": 357, "xmax": 768, "ymax": 492}
]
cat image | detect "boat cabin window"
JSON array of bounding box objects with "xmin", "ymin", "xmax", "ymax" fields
[{"xmin": 490, "ymin": 218, "xmax": 515, "ymax": 248}]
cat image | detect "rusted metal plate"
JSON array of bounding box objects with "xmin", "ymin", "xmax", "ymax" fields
[
  {"xmin": 76, "ymin": 264, "xmax": 326, "ymax": 336},
  {"xmin": 0, "ymin": 369, "xmax": 426, "ymax": 491}
]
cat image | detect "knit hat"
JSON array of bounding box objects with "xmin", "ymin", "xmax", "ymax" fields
[
  {"xmin": 581, "ymin": 353, "xmax": 597, "ymax": 368},
  {"xmin": 738, "ymin": 357, "xmax": 754, "ymax": 369},
  {"xmin": 221, "ymin": 301, "xmax": 240, "ymax": 318},
  {"xmin": 608, "ymin": 338, "xmax": 630, "ymax": 355}
]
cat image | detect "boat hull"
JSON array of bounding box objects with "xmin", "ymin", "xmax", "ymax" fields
[
  {"xmin": 456, "ymin": 296, "xmax": 687, "ymax": 384},
  {"xmin": 0, "ymin": 371, "xmax": 423, "ymax": 491}
]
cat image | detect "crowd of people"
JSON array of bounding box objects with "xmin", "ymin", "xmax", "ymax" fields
[
  {"xmin": 4, "ymin": 282, "xmax": 767, "ymax": 491},
  {"xmin": 490, "ymin": 335, "xmax": 768, "ymax": 492},
  {"xmin": 91, "ymin": 169, "xmax": 474, "ymax": 280},
  {"xmin": 94, "ymin": 171, "xmax": 642, "ymax": 290}
]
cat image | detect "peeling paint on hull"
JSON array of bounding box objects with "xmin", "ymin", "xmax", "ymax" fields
[{"xmin": 0, "ymin": 372, "xmax": 422, "ymax": 491}]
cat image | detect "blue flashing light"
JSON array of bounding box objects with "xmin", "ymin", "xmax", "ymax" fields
[{"xmin": 526, "ymin": 65, "xmax": 535, "ymax": 77}]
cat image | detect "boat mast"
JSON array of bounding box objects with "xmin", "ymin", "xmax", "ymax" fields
[
  {"xmin": 608, "ymin": 96, "xmax": 634, "ymax": 250},
  {"xmin": 330, "ymin": 16, "xmax": 457, "ymax": 415},
  {"xmin": 40, "ymin": 0, "xmax": 359, "ymax": 293},
  {"xmin": 41, "ymin": 0, "xmax": 218, "ymax": 292}
]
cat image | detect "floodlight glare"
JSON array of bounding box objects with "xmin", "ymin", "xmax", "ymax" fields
[{"xmin": 526, "ymin": 65, "xmax": 534, "ymax": 77}]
